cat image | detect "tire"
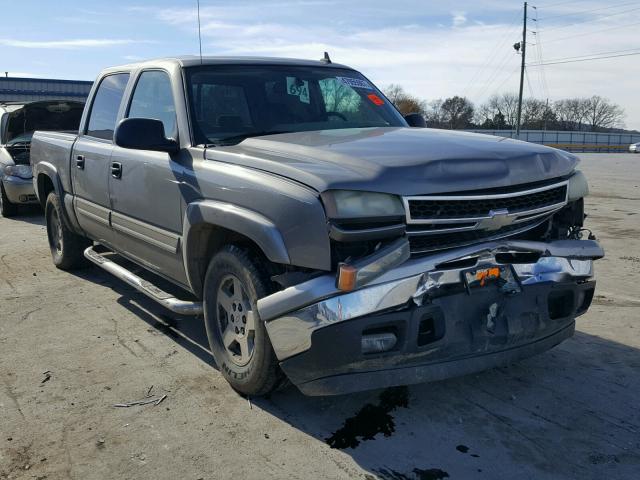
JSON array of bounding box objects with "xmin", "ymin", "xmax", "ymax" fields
[
  {"xmin": 203, "ymin": 245, "xmax": 284, "ymax": 396},
  {"xmin": 45, "ymin": 192, "xmax": 91, "ymax": 270},
  {"xmin": 0, "ymin": 183, "xmax": 18, "ymax": 217}
]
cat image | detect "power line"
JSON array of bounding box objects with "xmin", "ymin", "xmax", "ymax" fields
[
  {"xmin": 491, "ymin": 66, "xmax": 520, "ymax": 96},
  {"xmin": 528, "ymin": 46, "xmax": 640, "ymax": 64},
  {"xmin": 525, "ymin": 67, "xmax": 536, "ymax": 97},
  {"xmin": 461, "ymin": 10, "xmax": 522, "ymax": 99},
  {"xmin": 541, "ymin": 19, "xmax": 640, "ymax": 44},
  {"xmin": 531, "ymin": 8, "xmax": 550, "ymax": 99},
  {"xmin": 527, "ymin": 50, "xmax": 640, "ymax": 66},
  {"xmin": 541, "ymin": 5, "xmax": 640, "ymax": 32},
  {"xmin": 535, "ymin": 0, "xmax": 582, "ymax": 9},
  {"xmin": 474, "ymin": 50, "xmax": 520, "ymax": 100},
  {"xmin": 516, "ymin": 1, "xmax": 528, "ymax": 137},
  {"xmin": 537, "ymin": 0, "xmax": 639, "ymax": 21}
]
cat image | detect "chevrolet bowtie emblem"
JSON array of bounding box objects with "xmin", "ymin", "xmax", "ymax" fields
[{"xmin": 477, "ymin": 209, "xmax": 515, "ymax": 231}]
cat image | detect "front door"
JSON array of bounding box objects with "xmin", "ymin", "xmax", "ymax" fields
[
  {"xmin": 108, "ymin": 70, "xmax": 186, "ymax": 284},
  {"xmin": 72, "ymin": 73, "xmax": 130, "ymax": 246}
]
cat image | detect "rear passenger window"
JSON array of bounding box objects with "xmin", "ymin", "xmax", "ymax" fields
[
  {"xmin": 86, "ymin": 73, "xmax": 130, "ymax": 140},
  {"xmin": 128, "ymin": 71, "xmax": 177, "ymax": 138}
]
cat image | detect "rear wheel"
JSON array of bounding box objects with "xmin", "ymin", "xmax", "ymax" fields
[
  {"xmin": 45, "ymin": 192, "xmax": 91, "ymax": 270},
  {"xmin": 203, "ymin": 245, "xmax": 283, "ymax": 396},
  {"xmin": 0, "ymin": 183, "xmax": 18, "ymax": 217}
]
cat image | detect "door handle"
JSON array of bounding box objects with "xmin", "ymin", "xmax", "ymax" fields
[
  {"xmin": 111, "ymin": 162, "xmax": 122, "ymax": 179},
  {"xmin": 76, "ymin": 155, "xmax": 85, "ymax": 169}
]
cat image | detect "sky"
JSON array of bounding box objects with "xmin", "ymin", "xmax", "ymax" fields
[{"xmin": 1, "ymin": 0, "xmax": 639, "ymax": 129}]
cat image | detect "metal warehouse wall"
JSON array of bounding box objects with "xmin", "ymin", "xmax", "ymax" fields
[
  {"xmin": 0, "ymin": 77, "xmax": 93, "ymax": 102},
  {"xmin": 468, "ymin": 129, "xmax": 640, "ymax": 153}
]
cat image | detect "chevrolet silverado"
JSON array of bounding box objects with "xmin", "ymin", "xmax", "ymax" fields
[{"xmin": 30, "ymin": 56, "xmax": 603, "ymax": 396}]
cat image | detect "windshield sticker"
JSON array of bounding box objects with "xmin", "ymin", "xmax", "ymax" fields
[
  {"xmin": 367, "ymin": 93, "xmax": 385, "ymax": 106},
  {"xmin": 286, "ymin": 77, "xmax": 310, "ymax": 104},
  {"xmin": 338, "ymin": 77, "xmax": 372, "ymax": 90}
]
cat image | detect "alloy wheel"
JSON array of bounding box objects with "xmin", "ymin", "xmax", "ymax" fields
[
  {"xmin": 216, "ymin": 274, "xmax": 256, "ymax": 367},
  {"xmin": 50, "ymin": 209, "xmax": 63, "ymax": 255}
]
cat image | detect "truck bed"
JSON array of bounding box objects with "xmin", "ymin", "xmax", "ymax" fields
[{"xmin": 30, "ymin": 130, "xmax": 78, "ymax": 204}]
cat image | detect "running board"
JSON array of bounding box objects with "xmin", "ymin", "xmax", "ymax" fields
[{"xmin": 84, "ymin": 247, "xmax": 203, "ymax": 316}]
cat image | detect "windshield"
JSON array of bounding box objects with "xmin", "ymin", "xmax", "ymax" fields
[{"xmin": 185, "ymin": 65, "xmax": 406, "ymax": 145}]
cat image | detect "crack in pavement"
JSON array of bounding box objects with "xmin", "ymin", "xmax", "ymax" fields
[{"xmin": 1, "ymin": 375, "xmax": 25, "ymax": 419}]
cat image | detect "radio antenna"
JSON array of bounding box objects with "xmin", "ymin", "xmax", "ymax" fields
[{"xmin": 196, "ymin": 0, "xmax": 203, "ymax": 64}]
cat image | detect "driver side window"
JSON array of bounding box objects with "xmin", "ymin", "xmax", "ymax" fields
[{"xmin": 128, "ymin": 71, "xmax": 177, "ymax": 139}]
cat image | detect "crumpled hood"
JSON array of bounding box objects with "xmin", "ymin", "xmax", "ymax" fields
[{"xmin": 207, "ymin": 127, "xmax": 579, "ymax": 195}]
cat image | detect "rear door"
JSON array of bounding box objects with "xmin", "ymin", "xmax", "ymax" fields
[
  {"xmin": 72, "ymin": 73, "xmax": 130, "ymax": 245},
  {"xmin": 108, "ymin": 69, "xmax": 187, "ymax": 283}
]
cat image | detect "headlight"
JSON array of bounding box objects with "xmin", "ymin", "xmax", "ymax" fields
[
  {"xmin": 321, "ymin": 190, "xmax": 404, "ymax": 219},
  {"xmin": 567, "ymin": 170, "xmax": 589, "ymax": 201},
  {"xmin": 4, "ymin": 164, "xmax": 33, "ymax": 180}
]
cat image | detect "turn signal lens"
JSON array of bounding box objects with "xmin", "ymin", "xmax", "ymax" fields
[{"xmin": 337, "ymin": 264, "xmax": 357, "ymax": 291}]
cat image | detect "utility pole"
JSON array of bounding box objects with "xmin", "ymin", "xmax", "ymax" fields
[{"xmin": 516, "ymin": 1, "xmax": 527, "ymax": 138}]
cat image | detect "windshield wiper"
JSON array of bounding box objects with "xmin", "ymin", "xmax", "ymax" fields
[{"xmin": 211, "ymin": 130, "xmax": 291, "ymax": 146}]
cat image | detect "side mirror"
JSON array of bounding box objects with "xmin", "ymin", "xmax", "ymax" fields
[
  {"xmin": 404, "ymin": 113, "xmax": 427, "ymax": 128},
  {"xmin": 114, "ymin": 118, "xmax": 179, "ymax": 154}
]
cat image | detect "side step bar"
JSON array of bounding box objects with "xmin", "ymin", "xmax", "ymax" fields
[{"xmin": 84, "ymin": 247, "xmax": 203, "ymax": 316}]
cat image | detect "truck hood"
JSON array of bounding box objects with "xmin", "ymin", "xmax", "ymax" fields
[
  {"xmin": 2, "ymin": 101, "xmax": 84, "ymax": 144},
  {"xmin": 207, "ymin": 127, "xmax": 579, "ymax": 195}
]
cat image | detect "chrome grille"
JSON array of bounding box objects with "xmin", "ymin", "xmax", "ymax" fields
[{"xmin": 403, "ymin": 181, "xmax": 569, "ymax": 255}]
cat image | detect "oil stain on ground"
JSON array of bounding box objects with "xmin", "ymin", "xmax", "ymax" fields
[
  {"xmin": 374, "ymin": 467, "xmax": 450, "ymax": 480},
  {"xmin": 325, "ymin": 386, "xmax": 409, "ymax": 449}
]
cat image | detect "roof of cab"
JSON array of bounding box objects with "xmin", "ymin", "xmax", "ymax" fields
[{"xmin": 100, "ymin": 55, "xmax": 354, "ymax": 74}]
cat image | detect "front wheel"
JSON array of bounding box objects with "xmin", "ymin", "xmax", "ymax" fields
[
  {"xmin": 45, "ymin": 192, "xmax": 91, "ymax": 270},
  {"xmin": 203, "ymin": 246, "xmax": 283, "ymax": 396}
]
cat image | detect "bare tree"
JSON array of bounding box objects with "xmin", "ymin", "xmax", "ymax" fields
[
  {"xmin": 440, "ymin": 96, "xmax": 475, "ymax": 129},
  {"xmin": 476, "ymin": 93, "xmax": 519, "ymax": 129},
  {"xmin": 554, "ymin": 99, "xmax": 588, "ymax": 131},
  {"xmin": 383, "ymin": 84, "xmax": 406, "ymax": 104},
  {"xmin": 382, "ymin": 84, "xmax": 426, "ymax": 116},
  {"xmin": 584, "ymin": 95, "xmax": 625, "ymax": 131},
  {"xmin": 383, "ymin": 84, "xmax": 626, "ymax": 132},
  {"xmin": 425, "ymin": 99, "xmax": 445, "ymax": 127},
  {"xmin": 522, "ymin": 98, "xmax": 554, "ymax": 129},
  {"xmin": 497, "ymin": 93, "xmax": 519, "ymax": 128}
]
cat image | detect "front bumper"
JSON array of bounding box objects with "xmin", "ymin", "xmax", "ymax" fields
[
  {"xmin": 259, "ymin": 239, "xmax": 603, "ymax": 396},
  {"xmin": 2, "ymin": 175, "xmax": 37, "ymax": 204}
]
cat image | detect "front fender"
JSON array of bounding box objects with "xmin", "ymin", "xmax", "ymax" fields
[
  {"xmin": 182, "ymin": 200, "xmax": 291, "ymax": 295},
  {"xmin": 184, "ymin": 200, "xmax": 291, "ymax": 263}
]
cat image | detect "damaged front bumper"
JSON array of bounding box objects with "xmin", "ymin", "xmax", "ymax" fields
[{"xmin": 258, "ymin": 239, "xmax": 604, "ymax": 396}]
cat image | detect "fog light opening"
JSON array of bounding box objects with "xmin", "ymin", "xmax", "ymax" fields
[
  {"xmin": 361, "ymin": 329, "xmax": 397, "ymax": 354},
  {"xmin": 548, "ymin": 290, "xmax": 575, "ymax": 320},
  {"xmin": 577, "ymin": 287, "xmax": 595, "ymax": 315}
]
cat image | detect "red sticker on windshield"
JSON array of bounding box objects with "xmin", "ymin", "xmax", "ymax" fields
[{"xmin": 367, "ymin": 93, "xmax": 385, "ymax": 106}]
